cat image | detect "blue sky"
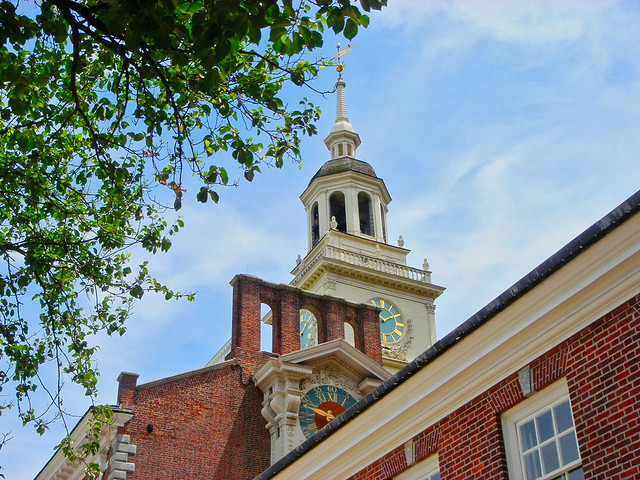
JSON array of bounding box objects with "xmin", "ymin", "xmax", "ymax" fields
[{"xmin": 8, "ymin": 1, "xmax": 640, "ymax": 478}]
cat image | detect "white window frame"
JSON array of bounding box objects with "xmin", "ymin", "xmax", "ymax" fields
[
  {"xmin": 394, "ymin": 453, "xmax": 439, "ymax": 480},
  {"xmin": 502, "ymin": 379, "xmax": 582, "ymax": 480}
]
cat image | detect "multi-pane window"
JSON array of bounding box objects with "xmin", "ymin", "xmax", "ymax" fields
[
  {"xmin": 393, "ymin": 454, "xmax": 439, "ymax": 480},
  {"xmin": 421, "ymin": 471, "xmax": 440, "ymax": 480},
  {"xmin": 516, "ymin": 399, "xmax": 582, "ymax": 479},
  {"xmin": 503, "ymin": 379, "xmax": 583, "ymax": 480}
]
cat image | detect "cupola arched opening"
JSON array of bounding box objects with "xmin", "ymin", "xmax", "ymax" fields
[
  {"xmin": 329, "ymin": 191, "xmax": 347, "ymax": 233},
  {"xmin": 311, "ymin": 202, "xmax": 320, "ymax": 247},
  {"xmin": 358, "ymin": 192, "xmax": 374, "ymax": 236}
]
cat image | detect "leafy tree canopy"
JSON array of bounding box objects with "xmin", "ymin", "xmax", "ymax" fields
[{"xmin": 0, "ymin": 0, "xmax": 385, "ymax": 444}]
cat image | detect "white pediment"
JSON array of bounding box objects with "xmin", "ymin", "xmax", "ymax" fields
[{"xmin": 278, "ymin": 339, "xmax": 391, "ymax": 383}]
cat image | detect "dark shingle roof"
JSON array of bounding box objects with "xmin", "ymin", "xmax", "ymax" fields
[{"xmin": 309, "ymin": 157, "xmax": 377, "ymax": 185}]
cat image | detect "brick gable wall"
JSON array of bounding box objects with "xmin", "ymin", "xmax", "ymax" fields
[
  {"xmin": 116, "ymin": 363, "xmax": 270, "ymax": 480},
  {"xmin": 109, "ymin": 275, "xmax": 384, "ymax": 480},
  {"xmin": 349, "ymin": 292, "xmax": 640, "ymax": 480}
]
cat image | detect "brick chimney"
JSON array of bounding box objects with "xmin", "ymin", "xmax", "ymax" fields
[{"xmin": 117, "ymin": 371, "xmax": 139, "ymax": 409}]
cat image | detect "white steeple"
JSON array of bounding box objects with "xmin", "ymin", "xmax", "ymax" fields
[
  {"xmin": 336, "ymin": 76, "xmax": 349, "ymax": 121},
  {"xmin": 324, "ymin": 75, "xmax": 361, "ymax": 159},
  {"xmin": 293, "ymin": 67, "xmax": 445, "ymax": 374}
]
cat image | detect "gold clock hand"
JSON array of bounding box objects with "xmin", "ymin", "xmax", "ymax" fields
[
  {"xmin": 308, "ymin": 406, "xmax": 329, "ymax": 417},
  {"xmin": 308, "ymin": 406, "xmax": 335, "ymax": 421}
]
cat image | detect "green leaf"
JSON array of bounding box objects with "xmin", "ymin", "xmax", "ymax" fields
[
  {"xmin": 197, "ymin": 187, "xmax": 209, "ymax": 203},
  {"xmin": 130, "ymin": 285, "xmax": 144, "ymax": 299},
  {"xmin": 219, "ymin": 167, "xmax": 229, "ymax": 185},
  {"xmin": 291, "ymin": 71, "xmax": 305, "ymax": 86},
  {"xmin": 344, "ymin": 18, "xmax": 358, "ymax": 39}
]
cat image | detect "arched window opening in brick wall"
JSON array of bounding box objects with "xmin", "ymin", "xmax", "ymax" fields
[
  {"xmin": 260, "ymin": 303, "xmax": 273, "ymax": 353},
  {"xmin": 299, "ymin": 308, "xmax": 319, "ymax": 349},
  {"xmin": 344, "ymin": 321, "xmax": 355, "ymax": 347}
]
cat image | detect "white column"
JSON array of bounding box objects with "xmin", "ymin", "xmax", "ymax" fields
[
  {"xmin": 346, "ymin": 187, "xmax": 360, "ymax": 236},
  {"xmin": 372, "ymin": 195, "xmax": 384, "ymax": 243},
  {"xmin": 318, "ymin": 190, "xmax": 329, "ymax": 237},
  {"xmin": 305, "ymin": 204, "xmax": 313, "ymax": 251}
]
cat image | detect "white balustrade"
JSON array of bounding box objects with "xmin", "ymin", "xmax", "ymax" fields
[{"xmin": 293, "ymin": 245, "xmax": 431, "ymax": 285}]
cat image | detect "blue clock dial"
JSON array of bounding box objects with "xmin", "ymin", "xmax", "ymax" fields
[
  {"xmin": 298, "ymin": 385, "xmax": 357, "ymax": 439},
  {"xmin": 299, "ymin": 310, "xmax": 317, "ymax": 349},
  {"xmin": 369, "ymin": 298, "xmax": 405, "ymax": 344}
]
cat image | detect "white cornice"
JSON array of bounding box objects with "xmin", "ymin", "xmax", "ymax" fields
[
  {"xmin": 301, "ymin": 170, "xmax": 391, "ymax": 206},
  {"xmin": 268, "ymin": 209, "xmax": 640, "ymax": 480},
  {"xmin": 35, "ymin": 410, "xmax": 133, "ymax": 480},
  {"xmin": 253, "ymin": 358, "xmax": 314, "ymax": 389}
]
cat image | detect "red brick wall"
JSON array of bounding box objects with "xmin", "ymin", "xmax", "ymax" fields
[
  {"xmin": 349, "ymin": 425, "xmax": 440, "ymax": 480},
  {"xmin": 566, "ymin": 295, "xmax": 640, "ymax": 479},
  {"xmin": 348, "ymin": 292, "xmax": 640, "ymax": 480},
  {"xmin": 120, "ymin": 363, "xmax": 270, "ymax": 480}
]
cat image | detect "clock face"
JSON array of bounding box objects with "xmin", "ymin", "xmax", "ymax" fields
[
  {"xmin": 369, "ymin": 298, "xmax": 405, "ymax": 344},
  {"xmin": 299, "ymin": 310, "xmax": 317, "ymax": 349},
  {"xmin": 298, "ymin": 385, "xmax": 357, "ymax": 439}
]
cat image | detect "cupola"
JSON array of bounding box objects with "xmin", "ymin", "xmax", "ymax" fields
[{"xmin": 300, "ymin": 77, "xmax": 391, "ymax": 252}]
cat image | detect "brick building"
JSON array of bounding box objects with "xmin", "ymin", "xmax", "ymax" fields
[{"xmin": 36, "ymin": 77, "xmax": 640, "ymax": 480}]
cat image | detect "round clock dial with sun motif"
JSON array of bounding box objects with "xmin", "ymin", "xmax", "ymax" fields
[
  {"xmin": 298, "ymin": 385, "xmax": 357, "ymax": 439},
  {"xmin": 369, "ymin": 298, "xmax": 405, "ymax": 344}
]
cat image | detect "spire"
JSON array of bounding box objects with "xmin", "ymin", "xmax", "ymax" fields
[
  {"xmin": 324, "ymin": 44, "xmax": 361, "ymax": 160},
  {"xmin": 336, "ymin": 77, "xmax": 348, "ymax": 122}
]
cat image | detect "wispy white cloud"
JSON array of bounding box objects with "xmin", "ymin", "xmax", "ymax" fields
[{"xmin": 379, "ymin": 0, "xmax": 609, "ymax": 43}]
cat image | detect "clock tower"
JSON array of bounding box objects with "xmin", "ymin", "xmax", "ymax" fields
[
  {"xmin": 254, "ymin": 73, "xmax": 445, "ymax": 465},
  {"xmin": 291, "ymin": 75, "xmax": 445, "ymax": 372}
]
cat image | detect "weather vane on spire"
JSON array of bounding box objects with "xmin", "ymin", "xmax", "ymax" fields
[{"xmin": 330, "ymin": 42, "xmax": 358, "ymax": 78}]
